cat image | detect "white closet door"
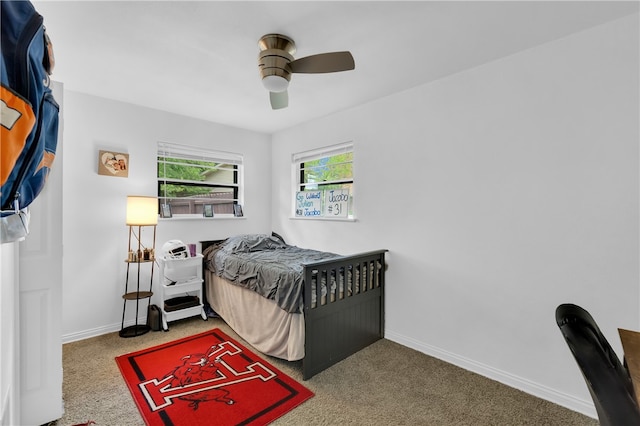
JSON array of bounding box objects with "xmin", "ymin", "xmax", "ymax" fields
[{"xmin": 18, "ymin": 81, "xmax": 64, "ymax": 425}]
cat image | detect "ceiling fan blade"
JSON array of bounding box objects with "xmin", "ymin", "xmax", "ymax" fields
[
  {"xmin": 270, "ymin": 91, "xmax": 288, "ymax": 110},
  {"xmin": 290, "ymin": 51, "xmax": 355, "ymax": 74}
]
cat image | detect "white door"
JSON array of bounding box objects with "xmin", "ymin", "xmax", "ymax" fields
[{"xmin": 18, "ymin": 81, "xmax": 64, "ymax": 424}]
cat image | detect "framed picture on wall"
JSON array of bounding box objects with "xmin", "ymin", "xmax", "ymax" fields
[
  {"xmin": 160, "ymin": 203, "xmax": 172, "ymax": 218},
  {"xmin": 97, "ymin": 150, "xmax": 129, "ymax": 178},
  {"xmin": 233, "ymin": 204, "xmax": 244, "ymax": 217},
  {"xmin": 203, "ymin": 204, "xmax": 214, "ymax": 218}
]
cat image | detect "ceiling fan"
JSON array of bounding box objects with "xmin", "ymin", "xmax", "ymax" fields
[{"xmin": 257, "ymin": 33, "xmax": 355, "ymax": 110}]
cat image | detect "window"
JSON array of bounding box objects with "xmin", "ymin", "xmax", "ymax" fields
[
  {"xmin": 157, "ymin": 142, "xmax": 243, "ymax": 217},
  {"xmin": 293, "ymin": 142, "xmax": 354, "ymax": 219}
]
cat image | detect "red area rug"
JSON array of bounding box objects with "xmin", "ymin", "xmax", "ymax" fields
[{"xmin": 116, "ymin": 329, "xmax": 313, "ymax": 425}]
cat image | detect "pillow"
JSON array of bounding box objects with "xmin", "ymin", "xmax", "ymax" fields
[{"xmin": 221, "ymin": 234, "xmax": 287, "ymax": 253}]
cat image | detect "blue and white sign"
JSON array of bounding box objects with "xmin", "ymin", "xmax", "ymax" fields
[{"xmin": 295, "ymin": 191, "xmax": 322, "ymax": 217}]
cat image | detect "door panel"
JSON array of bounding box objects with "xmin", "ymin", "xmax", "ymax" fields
[{"xmin": 18, "ymin": 81, "xmax": 63, "ymax": 424}]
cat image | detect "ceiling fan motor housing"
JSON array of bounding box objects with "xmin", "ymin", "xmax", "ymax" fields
[{"xmin": 258, "ymin": 34, "xmax": 296, "ymax": 90}]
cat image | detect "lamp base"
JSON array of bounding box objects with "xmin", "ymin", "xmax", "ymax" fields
[{"xmin": 119, "ymin": 324, "xmax": 151, "ymax": 338}]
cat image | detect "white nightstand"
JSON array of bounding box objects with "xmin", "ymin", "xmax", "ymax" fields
[{"xmin": 157, "ymin": 253, "xmax": 207, "ymax": 331}]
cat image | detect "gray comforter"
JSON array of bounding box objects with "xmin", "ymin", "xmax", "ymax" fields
[{"xmin": 203, "ymin": 234, "xmax": 340, "ymax": 313}]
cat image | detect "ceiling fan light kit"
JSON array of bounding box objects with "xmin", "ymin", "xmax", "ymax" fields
[
  {"xmin": 262, "ymin": 75, "xmax": 289, "ymax": 93},
  {"xmin": 257, "ymin": 33, "xmax": 355, "ymax": 110}
]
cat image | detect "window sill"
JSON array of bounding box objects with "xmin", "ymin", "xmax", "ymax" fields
[
  {"xmin": 289, "ymin": 216, "xmax": 356, "ymax": 222},
  {"xmin": 159, "ymin": 215, "xmax": 245, "ymax": 221}
]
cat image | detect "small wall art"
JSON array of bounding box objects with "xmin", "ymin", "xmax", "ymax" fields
[{"xmin": 98, "ymin": 150, "xmax": 129, "ymax": 178}]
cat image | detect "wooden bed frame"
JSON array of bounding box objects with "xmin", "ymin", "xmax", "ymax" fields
[{"xmin": 200, "ymin": 239, "xmax": 387, "ymax": 380}]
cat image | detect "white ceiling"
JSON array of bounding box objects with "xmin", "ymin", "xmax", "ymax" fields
[{"xmin": 32, "ymin": 1, "xmax": 639, "ymax": 134}]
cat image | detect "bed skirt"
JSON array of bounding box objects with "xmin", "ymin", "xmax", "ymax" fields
[{"xmin": 205, "ymin": 271, "xmax": 305, "ymax": 361}]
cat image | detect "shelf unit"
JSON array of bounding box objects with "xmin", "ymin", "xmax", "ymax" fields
[
  {"xmin": 120, "ymin": 225, "xmax": 155, "ymax": 338},
  {"xmin": 157, "ymin": 253, "xmax": 207, "ymax": 331}
]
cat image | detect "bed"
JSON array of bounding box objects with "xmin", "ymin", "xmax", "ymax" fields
[{"xmin": 201, "ymin": 234, "xmax": 387, "ymax": 380}]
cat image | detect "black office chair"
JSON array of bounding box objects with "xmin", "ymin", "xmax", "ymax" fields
[{"xmin": 555, "ymin": 303, "xmax": 640, "ymax": 426}]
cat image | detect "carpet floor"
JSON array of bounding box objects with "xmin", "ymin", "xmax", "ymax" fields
[{"xmin": 54, "ymin": 316, "xmax": 597, "ymax": 425}]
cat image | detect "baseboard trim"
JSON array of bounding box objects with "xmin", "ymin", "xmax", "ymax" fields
[
  {"xmin": 385, "ymin": 329, "xmax": 597, "ymax": 420},
  {"xmin": 62, "ymin": 318, "xmax": 148, "ymax": 344}
]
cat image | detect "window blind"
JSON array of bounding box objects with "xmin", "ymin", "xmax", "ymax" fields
[
  {"xmin": 292, "ymin": 141, "xmax": 353, "ymax": 164},
  {"xmin": 158, "ymin": 142, "xmax": 243, "ymax": 165}
]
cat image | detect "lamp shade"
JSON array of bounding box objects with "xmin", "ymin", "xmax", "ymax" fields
[{"xmin": 126, "ymin": 196, "xmax": 158, "ymax": 225}]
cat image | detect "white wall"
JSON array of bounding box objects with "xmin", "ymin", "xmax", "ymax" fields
[
  {"xmin": 271, "ymin": 15, "xmax": 639, "ymax": 417},
  {"xmin": 61, "ymin": 93, "xmax": 271, "ymax": 341}
]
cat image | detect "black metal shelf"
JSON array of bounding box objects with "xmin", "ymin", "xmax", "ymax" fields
[{"xmin": 120, "ymin": 224, "xmax": 156, "ymax": 338}]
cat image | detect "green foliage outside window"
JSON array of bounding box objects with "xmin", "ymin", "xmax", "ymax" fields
[
  {"xmin": 158, "ymin": 156, "xmax": 232, "ymax": 198},
  {"xmin": 302, "ymin": 152, "xmax": 353, "ymax": 190}
]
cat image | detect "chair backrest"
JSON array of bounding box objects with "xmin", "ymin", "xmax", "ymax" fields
[{"xmin": 555, "ymin": 303, "xmax": 640, "ymax": 426}]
